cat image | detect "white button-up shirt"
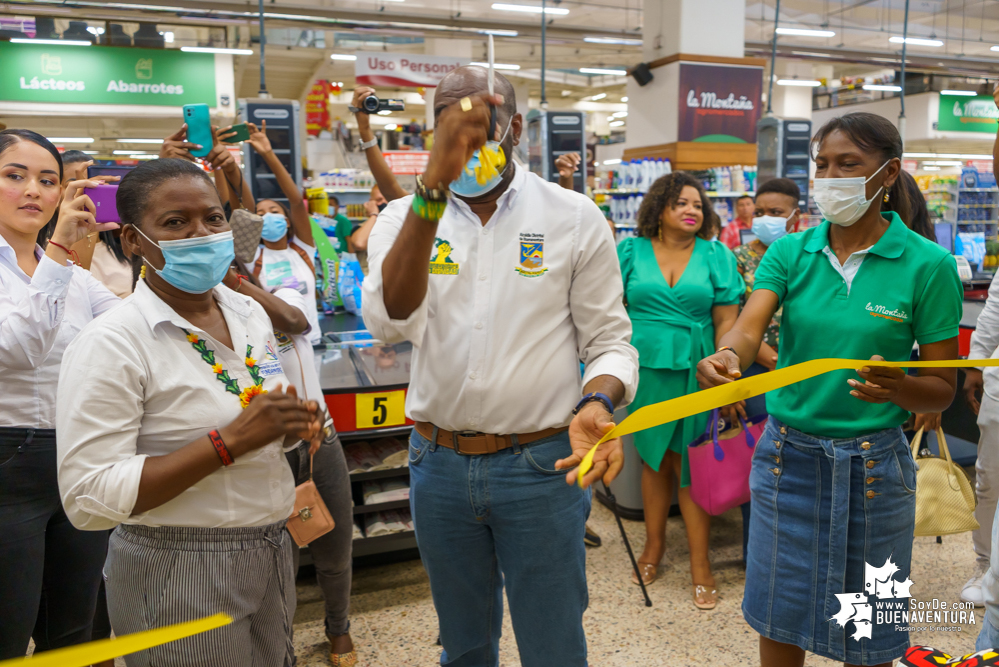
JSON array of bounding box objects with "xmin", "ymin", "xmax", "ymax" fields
[
  {"xmin": 362, "ymin": 165, "xmax": 638, "ymax": 434},
  {"xmin": 56, "ymin": 279, "xmax": 296, "ymax": 530},
  {"xmin": 0, "ymin": 236, "xmax": 119, "ymax": 428},
  {"xmin": 970, "ymin": 269, "xmax": 999, "ymax": 399}
]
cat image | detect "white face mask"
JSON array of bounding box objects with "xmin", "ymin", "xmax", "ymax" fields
[{"xmin": 812, "ymin": 160, "xmax": 889, "ymax": 227}]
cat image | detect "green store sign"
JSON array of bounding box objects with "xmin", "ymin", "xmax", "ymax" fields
[
  {"xmin": 937, "ymin": 94, "xmax": 999, "ymax": 134},
  {"xmin": 0, "ymin": 42, "xmax": 216, "ymax": 106}
]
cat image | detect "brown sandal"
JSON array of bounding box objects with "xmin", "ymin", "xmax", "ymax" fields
[
  {"xmin": 693, "ymin": 584, "xmax": 718, "ymax": 610},
  {"xmin": 327, "ymin": 632, "xmax": 358, "ymax": 667},
  {"xmin": 631, "ymin": 562, "xmax": 658, "ymax": 586},
  {"xmin": 329, "ymin": 650, "xmax": 358, "ymax": 667}
]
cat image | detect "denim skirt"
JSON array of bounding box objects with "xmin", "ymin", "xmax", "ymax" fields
[{"xmin": 743, "ymin": 417, "xmax": 917, "ymax": 665}]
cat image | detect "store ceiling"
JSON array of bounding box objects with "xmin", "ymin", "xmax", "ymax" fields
[{"xmin": 5, "ymin": 0, "xmax": 999, "ymax": 151}]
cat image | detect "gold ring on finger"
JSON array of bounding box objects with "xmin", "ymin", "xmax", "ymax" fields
[{"xmin": 460, "ymin": 97, "xmax": 473, "ymax": 112}]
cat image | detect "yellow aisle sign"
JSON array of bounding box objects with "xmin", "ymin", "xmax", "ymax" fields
[
  {"xmin": 356, "ymin": 390, "xmax": 406, "ymax": 429},
  {"xmin": 0, "ymin": 613, "xmax": 232, "ymax": 667},
  {"xmin": 578, "ymin": 358, "xmax": 999, "ymax": 486}
]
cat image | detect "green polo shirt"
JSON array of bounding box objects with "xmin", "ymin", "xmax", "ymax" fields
[
  {"xmin": 330, "ymin": 213, "xmax": 354, "ymax": 253},
  {"xmin": 753, "ymin": 212, "xmax": 962, "ymax": 438}
]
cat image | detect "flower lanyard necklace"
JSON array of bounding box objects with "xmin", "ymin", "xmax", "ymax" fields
[{"xmin": 183, "ymin": 329, "xmax": 267, "ymax": 408}]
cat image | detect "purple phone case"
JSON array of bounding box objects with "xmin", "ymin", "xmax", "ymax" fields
[{"xmin": 84, "ymin": 185, "xmax": 120, "ymax": 224}]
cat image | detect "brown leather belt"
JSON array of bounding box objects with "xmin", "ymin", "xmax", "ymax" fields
[{"xmin": 414, "ymin": 421, "xmax": 567, "ymax": 455}]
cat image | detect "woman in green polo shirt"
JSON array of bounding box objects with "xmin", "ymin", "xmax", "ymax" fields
[
  {"xmin": 697, "ymin": 112, "xmax": 962, "ymax": 667},
  {"xmin": 618, "ymin": 171, "xmax": 744, "ymax": 606}
]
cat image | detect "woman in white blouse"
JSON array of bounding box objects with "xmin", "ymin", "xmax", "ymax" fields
[
  {"xmin": 0, "ymin": 129, "xmax": 120, "ymax": 659},
  {"xmin": 56, "ymin": 158, "xmax": 321, "ymax": 666},
  {"xmin": 240, "ymin": 121, "xmax": 322, "ymax": 345}
]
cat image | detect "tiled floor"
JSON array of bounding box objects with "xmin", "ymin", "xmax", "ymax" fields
[{"xmin": 292, "ymin": 499, "xmax": 987, "ymax": 666}]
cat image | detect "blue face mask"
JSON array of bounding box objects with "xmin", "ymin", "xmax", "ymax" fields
[
  {"xmin": 260, "ymin": 212, "xmax": 288, "ymax": 242},
  {"xmin": 751, "ymin": 212, "xmax": 795, "ymax": 246},
  {"xmin": 449, "ymin": 118, "xmax": 513, "ymax": 199},
  {"xmin": 137, "ymin": 228, "xmax": 235, "ymax": 294}
]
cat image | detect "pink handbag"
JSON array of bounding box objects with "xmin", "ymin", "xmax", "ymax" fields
[{"xmin": 688, "ymin": 409, "xmax": 767, "ymax": 516}]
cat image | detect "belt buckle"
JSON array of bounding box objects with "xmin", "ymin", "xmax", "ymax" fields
[{"xmin": 452, "ymin": 431, "xmax": 478, "ymax": 455}]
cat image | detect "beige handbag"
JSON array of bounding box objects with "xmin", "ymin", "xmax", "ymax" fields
[
  {"xmin": 284, "ymin": 336, "xmax": 336, "ymax": 547},
  {"xmin": 911, "ymin": 426, "xmax": 979, "ymax": 537},
  {"xmin": 287, "ymin": 453, "xmax": 336, "ymax": 547},
  {"xmin": 229, "ymin": 208, "xmax": 264, "ymax": 265}
]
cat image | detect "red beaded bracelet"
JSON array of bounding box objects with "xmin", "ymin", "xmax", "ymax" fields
[{"xmin": 208, "ymin": 429, "xmax": 234, "ymax": 466}]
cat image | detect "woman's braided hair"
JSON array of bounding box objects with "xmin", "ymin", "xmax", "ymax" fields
[{"xmin": 636, "ymin": 170, "xmax": 719, "ymax": 241}]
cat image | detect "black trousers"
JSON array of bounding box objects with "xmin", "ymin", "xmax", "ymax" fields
[{"xmin": 0, "ymin": 427, "xmax": 108, "ymax": 659}]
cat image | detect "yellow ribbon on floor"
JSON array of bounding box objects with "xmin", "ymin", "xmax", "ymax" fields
[
  {"xmin": 577, "ymin": 357, "xmax": 999, "ymax": 486},
  {"xmin": 0, "ymin": 613, "xmax": 232, "ymax": 667}
]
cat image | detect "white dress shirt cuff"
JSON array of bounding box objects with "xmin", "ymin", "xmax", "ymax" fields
[
  {"xmin": 67, "ymin": 455, "xmax": 147, "ymax": 530},
  {"xmin": 361, "ymin": 269, "xmax": 429, "ymax": 346},
  {"xmin": 582, "ymin": 353, "xmax": 638, "ymax": 407},
  {"xmin": 32, "ymin": 254, "xmax": 75, "ymax": 299}
]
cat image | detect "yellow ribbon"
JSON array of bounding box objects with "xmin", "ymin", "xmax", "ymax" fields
[
  {"xmin": 577, "ymin": 357, "xmax": 999, "ymax": 486},
  {"xmin": 0, "ymin": 613, "xmax": 232, "ymax": 667}
]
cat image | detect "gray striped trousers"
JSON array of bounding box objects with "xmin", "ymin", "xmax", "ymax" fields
[{"xmin": 105, "ymin": 521, "xmax": 296, "ymax": 667}]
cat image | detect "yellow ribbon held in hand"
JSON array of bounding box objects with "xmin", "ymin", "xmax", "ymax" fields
[
  {"xmin": 577, "ymin": 357, "xmax": 999, "ymax": 487},
  {"xmin": 0, "ymin": 613, "xmax": 232, "ymax": 667}
]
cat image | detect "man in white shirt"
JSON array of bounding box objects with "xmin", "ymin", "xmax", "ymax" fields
[
  {"xmin": 964, "ymin": 271, "xmax": 999, "ymax": 607},
  {"xmin": 362, "ymin": 67, "xmax": 637, "ymax": 666}
]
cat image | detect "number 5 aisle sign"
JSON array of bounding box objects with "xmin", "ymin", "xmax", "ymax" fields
[{"xmin": 355, "ymin": 390, "xmax": 406, "ymax": 429}]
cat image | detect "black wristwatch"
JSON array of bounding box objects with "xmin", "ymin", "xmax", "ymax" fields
[{"xmin": 573, "ymin": 392, "xmax": 615, "ymax": 416}]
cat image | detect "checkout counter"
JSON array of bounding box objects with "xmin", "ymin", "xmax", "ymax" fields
[
  {"xmin": 316, "ymin": 312, "xmax": 417, "ymax": 558},
  {"xmin": 599, "ymin": 290, "xmax": 991, "ymax": 520}
]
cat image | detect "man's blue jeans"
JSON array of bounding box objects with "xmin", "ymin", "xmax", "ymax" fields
[{"xmin": 409, "ymin": 428, "xmax": 590, "ymax": 667}]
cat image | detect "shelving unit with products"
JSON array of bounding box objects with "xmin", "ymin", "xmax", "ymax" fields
[
  {"xmin": 917, "ymin": 172, "xmax": 999, "ymax": 273},
  {"xmin": 594, "ymin": 161, "xmax": 758, "ymax": 243},
  {"xmin": 316, "ymin": 315, "xmax": 419, "ymax": 559}
]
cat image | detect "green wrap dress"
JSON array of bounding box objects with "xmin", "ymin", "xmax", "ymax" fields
[{"xmin": 618, "ymin": 236, "xmax": 744, "ymax": 486}]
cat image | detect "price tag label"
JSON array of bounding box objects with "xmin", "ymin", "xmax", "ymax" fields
[{"xmin": 355, "ymin": 390, "xmax": 406, "ymax": 429}]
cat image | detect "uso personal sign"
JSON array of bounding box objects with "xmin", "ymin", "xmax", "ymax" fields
[{"xmin": 354, "ymin": 52, "xmax": 469, "ymax": 88}]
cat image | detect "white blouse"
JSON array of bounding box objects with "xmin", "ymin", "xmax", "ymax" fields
[
  {"xmin": 246, "ymin": 239, "xmax": 321, "ymax": 346},
  {"xmin": 56, "ymin": 279, "xmax": 296, "ymax": 531},
  {"xmin": 0, "ymin": 236, "xmax": 119, "ymax": 429}
]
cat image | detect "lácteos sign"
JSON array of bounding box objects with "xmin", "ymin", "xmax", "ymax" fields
[
  {"xmin": 354, "ymin": 52, "xmax": 469, "ymax": 88},
  {"xmin": 0, "ymin": 42, "xmax": 216, "ymax": 107},
  {"xmin": 678, "ymin": 62, "xmax": 763, "ymax": 143}
]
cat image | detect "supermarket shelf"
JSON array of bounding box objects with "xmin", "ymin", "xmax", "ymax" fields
[
  {"xmin": 707, "ymin": 191, "xmax": 755, "ymax": 197},
  {"xmin": 353, "ymin": 498, "xmax": 410, "ymax": 516},
  {"xmin": 594, "ymin": 188, "xmax": 640, "ymax": 194},
  {"xmin": 349, "ymin": 466, "xmax": 410, "ymax": 482},
  {"xmin": 961, "ymin": 188, "xmax": 999, "ymax": 193},
  {"xmin": 923, "ymin": 187, "xmax": 957, "ymax": 194},
  {"xmin": 959, "ymin": 204, "xmax": 999, "ymax": 208},
  {"xmin": 352, "ymin": 530, "xmax": 418, "ymax": 558},
  {"xmin": 325, "ymin": 187, "xmax": 373, "ymax": 193}
]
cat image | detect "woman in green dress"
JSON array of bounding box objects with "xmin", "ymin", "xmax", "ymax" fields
[{"xmin": 618, "ymin": 171, "xmax": 744, "ymax": 609}]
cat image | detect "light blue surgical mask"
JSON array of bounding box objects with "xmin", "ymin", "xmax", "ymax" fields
[
  {"xmin": 450, "ymin": 117, "xmax": 513, "ymax": 199},
  {"xmin": 137, "ymin": 228, "xmax": 235, "ymax": 294},
  {"xmin": 751, "ymin": 212, "xmax": 795, "ymax": 246},
  {"xmin": 261, "ymin": 212, "xmax": 288, "ymax": 242}
]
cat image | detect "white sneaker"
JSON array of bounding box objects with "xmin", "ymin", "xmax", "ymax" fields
[{"xmin": 962, "ymin": 571, "xmax": 987, "ymax": 607}]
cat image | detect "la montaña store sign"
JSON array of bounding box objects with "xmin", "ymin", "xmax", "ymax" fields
[
  {"xmin": 355, "ymin": 52, "xmax": 469, "ymax": 88},
  {"xmin": 0, "ymin": 42, "xmax": 216, "ymax": 106},
  {"xmin": 678, "ymin": 62, "xmax": 763, "ymax": 143}
]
